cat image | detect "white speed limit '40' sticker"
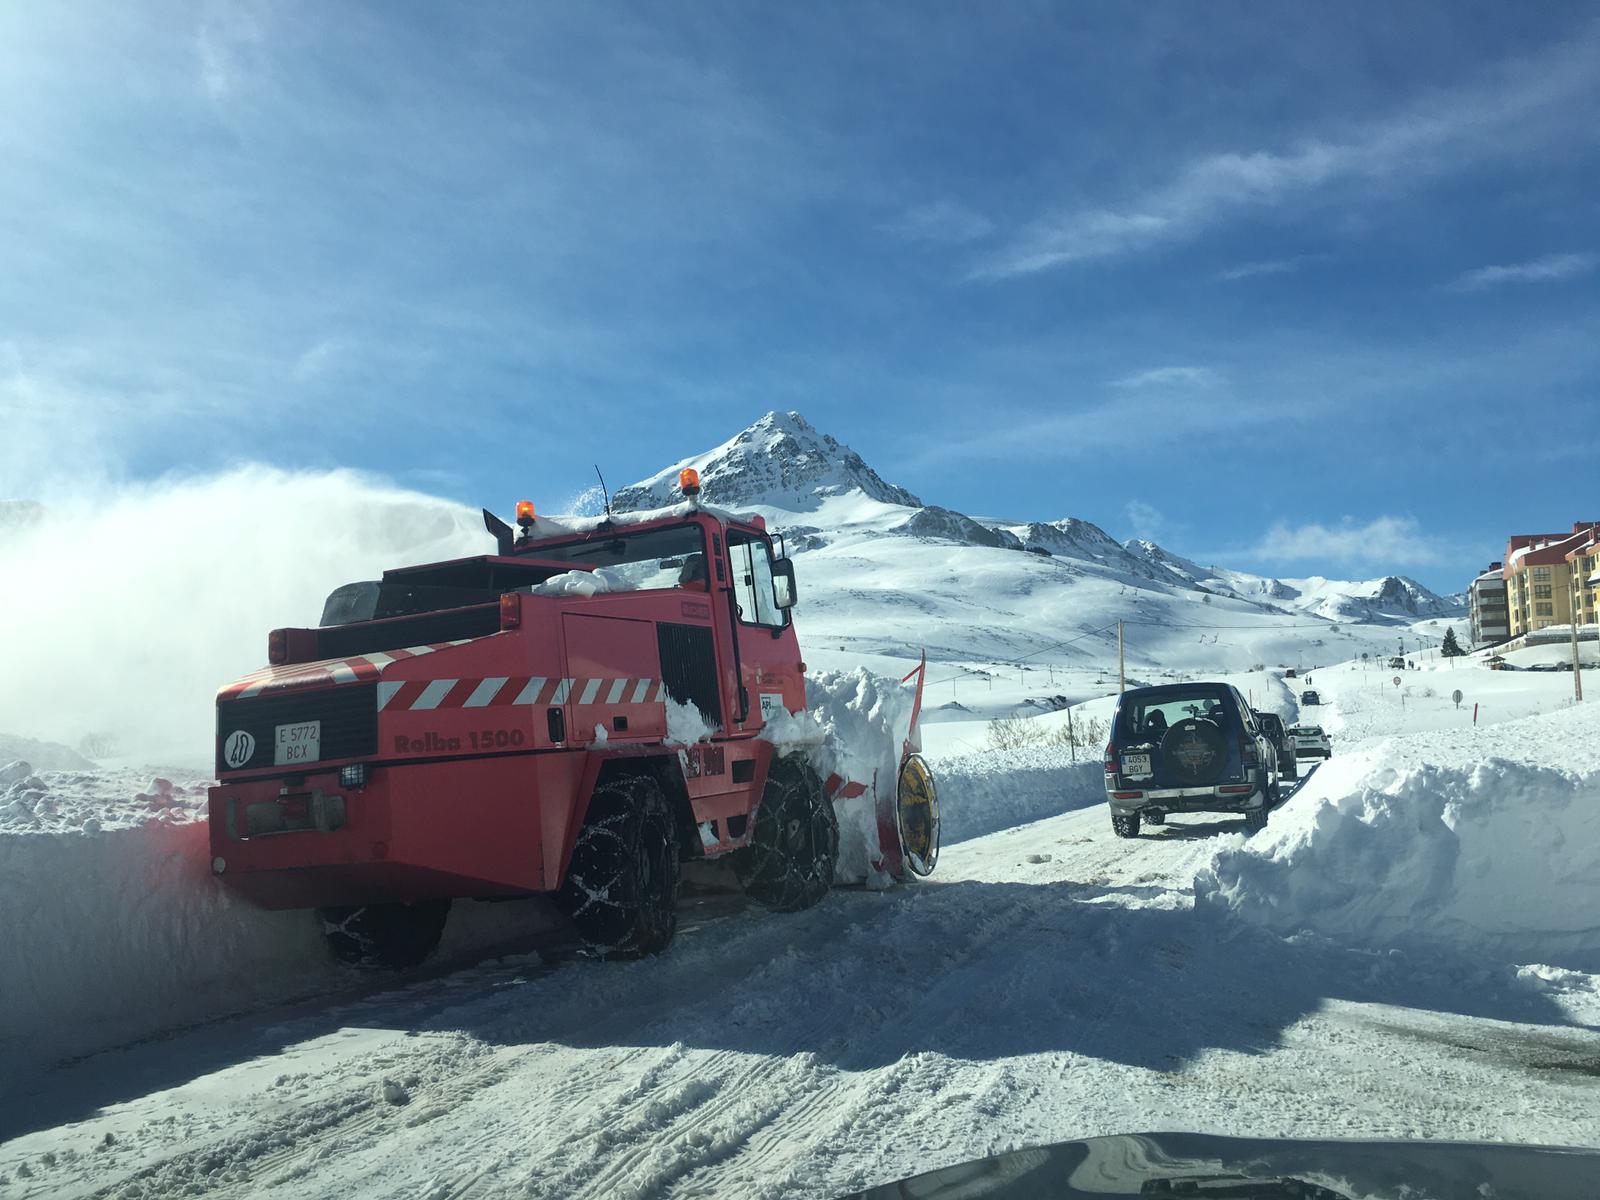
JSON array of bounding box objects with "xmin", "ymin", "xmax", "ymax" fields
[{"xmin": 222, "ymin": 730, "xmax": 256, "ymax": 768}]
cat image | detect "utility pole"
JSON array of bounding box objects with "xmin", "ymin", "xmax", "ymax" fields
[
  {"xmin": 1118, "ymin": 620, "xmax": 1125, "ymax": 694},
  {"xmin": 1066, "ymin": 704, "xmax": 1076, "ymax": 763},
  {"xmin": 1573, "ymin": 617, "xmax": 1584, "ymax": 702}
]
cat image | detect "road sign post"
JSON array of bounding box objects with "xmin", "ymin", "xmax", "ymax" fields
[{"xmin": 1452, "ymin": 688, "xmax": 1463, "ymax": 709}]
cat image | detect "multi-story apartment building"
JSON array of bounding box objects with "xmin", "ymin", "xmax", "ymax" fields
[
  {"xmin": 1503, "ymin": 522, "xmax": 1600, "ymax": 637},
  {"xmin": 1467, "ymin": 562, "xmax": 1509, "ymax": 647},
  {"xmin": 1567, "ymin": 533, "xmax": 1598, "ymax": 632}
]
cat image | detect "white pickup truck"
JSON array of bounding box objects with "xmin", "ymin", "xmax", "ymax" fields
[{"xmin": 1289, "ymin": 724, "xmax": 1332, "ymax": 759}]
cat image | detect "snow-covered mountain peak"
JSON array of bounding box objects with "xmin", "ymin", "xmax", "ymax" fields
[
  {"xmin": 611, "ymin": 411, "xmax": 922, "ymax": 514},
  {"xmin": 1290, "ymin": 574, "xmax": 1457, "ymax": 622}
]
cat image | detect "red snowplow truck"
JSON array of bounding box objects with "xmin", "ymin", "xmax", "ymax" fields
[{"xmin": 208, "ymin": 471, "xmax": 939, "ymax": 967}]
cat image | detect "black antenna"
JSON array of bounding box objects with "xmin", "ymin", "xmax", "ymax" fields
[{"xmin": 594, "ymin": 465, "xmax": 613, "ymax": 517}]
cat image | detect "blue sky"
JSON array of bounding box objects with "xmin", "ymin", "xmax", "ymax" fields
[{"xmin": 2, "ymin": 2, "xmax": 1597, "ymax": 593}]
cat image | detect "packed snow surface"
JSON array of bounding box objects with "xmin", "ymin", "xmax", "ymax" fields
[{"xmin": 4, "ymin": 655, "xmax": 1600, "ymax": 1197}]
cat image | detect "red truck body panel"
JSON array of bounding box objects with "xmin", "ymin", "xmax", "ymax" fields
[{"xmin": 209, "ymin": 509, "xmax": 812, "ymax": 910}]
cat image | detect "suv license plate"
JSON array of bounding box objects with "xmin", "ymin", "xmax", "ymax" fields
[
  {"xmin": 274, "ymin": 720, "xmax": 321, "ymax": 766},
  {"xmin": 1121, "ymin": 752, "xmax": 1152, "ymax": 776}
]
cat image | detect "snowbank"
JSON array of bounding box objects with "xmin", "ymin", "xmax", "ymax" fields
[
  {"xmin": 930, "ymin": 749, "xmax": 1103, "ymax": 844},
  {"xmin": 0, "ymin": 778, "xmax": 340, "ymax": 1076},
  {"xmin": 1195, "ymin": 703, "xmax": 1600, "ymax": 972},
  {"xmin": 0, "ymin": 767, "xmax": 559, "ymax": 1075}
]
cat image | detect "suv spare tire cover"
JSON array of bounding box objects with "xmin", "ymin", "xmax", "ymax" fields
[{"xmin": 1160, "ymin": 718, "xmax": 1229, "ymax": 786}]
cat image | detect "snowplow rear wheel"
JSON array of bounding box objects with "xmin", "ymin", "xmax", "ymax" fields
[
  {"xmin": 319, "ymin": 900, "xmax": 451, "ymax": 971},
  {"xmin": 557, "ymin": 771, "xmax": 680, "ymax": 960},
  {"xmin": 736, "ymin": 755, "xmax": 838, "ymax": 912}
]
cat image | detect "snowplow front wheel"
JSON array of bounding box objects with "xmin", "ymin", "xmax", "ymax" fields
[
  {"xmin": 736, "ymin": 755, "xmax": 838, "ymax": 912},
  {"xmin": 558, "ymin": 771, "xmax": 680, "ymax": 960},
  {"xmin": 319, "ymin": 900, "xmax": 451, "ymax": 971}
]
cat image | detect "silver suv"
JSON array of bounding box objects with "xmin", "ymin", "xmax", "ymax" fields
[
  {"xmin": 1290, "ymin": 724, "xmax": 1332, "ymax": 759},
  {"xmin": 1104, "ymin": 682, "xmax": 1280, "ymax": 837}
]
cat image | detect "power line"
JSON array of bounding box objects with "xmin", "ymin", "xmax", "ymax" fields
[{"xmin": 924, "ymin": 621, "xmax": 1121, "ymax": 688}]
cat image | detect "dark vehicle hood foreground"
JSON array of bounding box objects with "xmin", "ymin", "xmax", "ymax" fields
[{"xmin": 839, "ymin": 1131, "xmax": 1600, "ymax": 1200}]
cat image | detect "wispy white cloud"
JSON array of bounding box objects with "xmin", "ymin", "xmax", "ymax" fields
[
  {"xmin": 195, "ymin": 4, "xmax": 265, "ymax": 106},
  {"xmin": 1125, "ymin": 500, "xmax": 1166, "ymax": 541},
  {"xmin": 1215, "ymin": 255, "xmax": 1323, "ymax": 282},
  {"xmin": 1250, "ymin": 515, "xmax": 1445, "ymax": 567},
  {"xmin": 291, "ymin": 338, "xmax": 347, "ymax": 383},
  {"xmin": 974, "ymin": 26, "xmax": 1599, "ymax": 279},
  {"xmin": 1112, "ymin": 365, "xmax": 1220, "ymax": 390},
  {"xmin": 886, "ymin": 199, "xmax": 994, "ymax": 245},
  {"xmin": 1446, "ymin": 251, "xmax": 1599, "ymax": 292},
  {"xmin": 911, "ymin": 385, "xmax": 1288, "ymax": 467}
]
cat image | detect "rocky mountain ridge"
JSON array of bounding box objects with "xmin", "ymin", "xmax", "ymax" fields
[{"xmin": 616, "ymin": 410, "xmax": 1463, "ymax": 627}]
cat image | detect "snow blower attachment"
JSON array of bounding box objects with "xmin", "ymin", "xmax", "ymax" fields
[{"xmin": 209, "ymin": 471, "xmax": 939, "ymax": 969}]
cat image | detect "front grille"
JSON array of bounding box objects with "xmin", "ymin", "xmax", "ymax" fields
[
  {"xmin": 217, "ymin": 683, "xmax": 378, "ymax": 774},
  {"xmin": 656, "ymin": 621, "xmax": 722, "ymax": 727}
]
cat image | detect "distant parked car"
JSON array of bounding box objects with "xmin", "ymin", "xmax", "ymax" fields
[
  {"xmin": 1300, "ymin": 689, "xmax": 1320, "ymax": 706},
  {"xmin": 1387, "ymin": 656, "xmax": 1405, "ymax": 669},
  {"xmin": 1284, "ymin": 668, "xmax": 1296, "ymax": 679},
  {"xmin": 1103, "ymin": 682, "xmax": 1280, "ymax": 838},
  {"xmin": 1289, "ymin": 725, "xmax": 1332, "ymax": 759},
  {"xmin": 1253, "ymin": 710, "xmax": 1297, "ymax": 781}
]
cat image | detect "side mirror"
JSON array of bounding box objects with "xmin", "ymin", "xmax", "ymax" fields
[{"xmin": 771, "ymin": 558, "xmax": 797, "ymax": 609}]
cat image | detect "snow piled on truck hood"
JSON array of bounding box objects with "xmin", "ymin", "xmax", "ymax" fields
[{"xmin": 1195, "ymin": 702, "xmax": 1600, "ymax": 973}]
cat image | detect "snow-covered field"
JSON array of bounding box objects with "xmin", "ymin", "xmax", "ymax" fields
[
  {"xmin": 4, "ymin": 413, "xmax": 1595, "ymax": 1197},
  {"xmin": 4, "ymin": 651, "xmax": 1599, "ymax": 1197}
]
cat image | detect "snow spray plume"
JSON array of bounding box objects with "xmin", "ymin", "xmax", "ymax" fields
[{"xmin": 0, "ymin": 466, "xmax": 484, "ymax": 765}]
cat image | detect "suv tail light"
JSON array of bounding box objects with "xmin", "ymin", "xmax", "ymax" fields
[
  {"xmin": 1104, "ymin": 742, "xmax": 1117, "ymax": 774},
  {"xmin": 1239, "ymin": 733, "xmax": 1259, "ymax": 767}
]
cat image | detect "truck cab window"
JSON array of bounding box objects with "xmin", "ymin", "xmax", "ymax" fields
[{"xmin": 728, "ymin": 532, "xmax": 786, "ymax": 627}]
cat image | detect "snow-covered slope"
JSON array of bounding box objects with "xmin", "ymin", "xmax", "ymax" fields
[
  {"xmin": 1122, "ymin": 540, "xmax": 1460, "ymax": 625},
  {"xmin": 1284, "ymin": 574, "xmax": 1461, "ymax": 623},
  {"xmin": 604, "ymin": 412, "xmax": 1462, "ymax": 720}
]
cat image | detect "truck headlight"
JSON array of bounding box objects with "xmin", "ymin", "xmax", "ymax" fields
[{"xmin": 340, "ymin": 763, "xmax": 368, "ymax": 789}]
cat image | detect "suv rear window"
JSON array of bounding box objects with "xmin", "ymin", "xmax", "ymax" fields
[{"xmin": 1115, "ymin": 686, "xmax": 1240, "ymax": 743}]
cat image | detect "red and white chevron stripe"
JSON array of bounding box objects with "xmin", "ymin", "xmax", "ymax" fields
[
  {"xmin": 219, "ymin": 641, "xmax": 477, "ymax": 700},
  {"xmin": 378, "ymin": 676, "xmax": 668, "ymax": 712}
]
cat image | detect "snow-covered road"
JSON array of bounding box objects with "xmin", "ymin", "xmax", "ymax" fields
[{"xmin": 6, "ymin": 771, "xmax": 1598, "ymax": 1199}]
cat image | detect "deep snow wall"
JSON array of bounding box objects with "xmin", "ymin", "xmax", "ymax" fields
[
  {"xmin": 1196, "ymin": 704, "xmax": 1600, "ymax": 972},
  {"xmin": 0, "ymin": 769, "xmax": 554, "ymax": 1078},
  {"xmin": 0, "ymin": 814, "xmax": 340, "ymax": 1078},
  {"xmin": 931, "ymin": 750, "xmax": 1103, "ymax": 845}
]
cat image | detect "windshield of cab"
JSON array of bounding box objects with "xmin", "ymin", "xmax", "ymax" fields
[{"xmin": 526, "ymin": 524, "xmax": 708, "ymax": 591}]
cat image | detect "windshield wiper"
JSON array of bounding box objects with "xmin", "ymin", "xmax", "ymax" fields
[{"xmin": 1142, "ymin": 1174, "xmax": 1353, "ymax": 1199}]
